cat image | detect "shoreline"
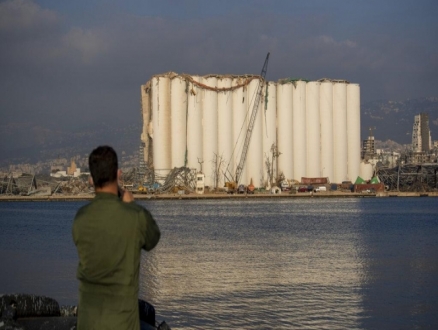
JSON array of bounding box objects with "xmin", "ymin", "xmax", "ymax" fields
[{"xmin": 1, "ymin": 191, "xmax": 437, "ymax": 201}]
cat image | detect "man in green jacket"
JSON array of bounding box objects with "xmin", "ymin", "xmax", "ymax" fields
[{"xmin": 73, "ymin": 146, "xmax": 161, "ymax": 329}]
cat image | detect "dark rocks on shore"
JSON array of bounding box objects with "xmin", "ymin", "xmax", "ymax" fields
[
  {"xmin": 1, "ymin": 294, "xmax": 171, "ymax": 330},
  {"xmin": 0, "ymin": 294, "xmax": 77, "ymax": 330}
]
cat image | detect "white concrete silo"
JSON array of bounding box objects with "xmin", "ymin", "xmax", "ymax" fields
[
  {"xmin": 202, "ymin": 76, "xmax": 218, "ymax": 188},
  {"xmin": 263, "ymin": 82, "xmax": 277, "ymax": 187},
  {"xmin": 333, "ymin": 82, "xmax": 348, "ymax": 183},
  {"xmin": 217, "ymin": 77, "xmax": 233, "ymax": 188},
  {"xmin": 140, "ymin": 84, "xmax": 151, "ymax": 165},
  {"xmin": 347, "ymin": 84, "xmax": 361, "ymax": 182},
  {"xmin": 232, "ymin": 77, "xmax": 248, "ymax": 185},
  {"xmin": 320, "ymin": 81, "xmax": 334, "ymax": 181},
  {"xmin": 170, "ymin": 76, "xmax": 187, "ymax": 168},
  {"xmin": 360, "ymin": 162, "xmax": 374, "ymax": 181},
  {"xmin": 186, "ymin": 76, "xmax": 203, "ymax": 171},
  {"xmin": 246, "ymin": 77, "xmax": 263, "ymax": 187},
  {"xmin": 306, "ymin": 81, "xmax": 320, "ymax": 178},
  {"xmin": 276, "ymin": 82, "xmax": 294, "ymax": 182},
  {"xmin": 152, "ymin": 75, "xmax": 171, "ymax": 175},
  {"xmin": 292, "ymin": 81, "xmax": 307, "ymax": 182}
]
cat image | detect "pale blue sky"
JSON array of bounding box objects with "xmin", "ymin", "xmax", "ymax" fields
[{"xmin": 1, "ymin": 0, "xmax": 437, "ymax": 131}]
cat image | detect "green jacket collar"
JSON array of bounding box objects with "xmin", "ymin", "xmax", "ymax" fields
[{"xmin": 94, "ymin": 192, "xmax": 119, "ymax": 200}]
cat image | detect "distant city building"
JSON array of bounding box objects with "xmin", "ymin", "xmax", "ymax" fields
[
  {"xmin": 51, "ymin": 159, "xmax": 82, "ymax": 178},
  {"xmin": 67, "ymin": 160, "xmax": 78, "ymax": 176},
  {"xmin": 361, "ymin": 127, "xmax": 376, "ymax": 160},
  {"xmin": 376, "ymin": 149, "xmax": 400, "ymax": 168},
  {"xmin": 412, "ymin": 113, "xmax": 432, "ymax": 152}
]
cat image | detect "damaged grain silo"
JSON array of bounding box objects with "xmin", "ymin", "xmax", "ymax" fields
[{"xmin": 140, "ymin": 72, "xmax": 362, "ymax": 188}]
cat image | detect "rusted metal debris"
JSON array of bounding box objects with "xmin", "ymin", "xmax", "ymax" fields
[{"xmin": 377, "ymin": 163, "xmax": 438, "ymax": 192}]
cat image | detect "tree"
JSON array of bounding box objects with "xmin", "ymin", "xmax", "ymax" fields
[{"xmin": 265, "ymin": 144, "xmax": 281, "ymax": 188}]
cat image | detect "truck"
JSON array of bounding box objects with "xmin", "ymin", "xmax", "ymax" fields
[{"xmin": 224, "ymin": 181, "xmax": 237, "ymax": 194}]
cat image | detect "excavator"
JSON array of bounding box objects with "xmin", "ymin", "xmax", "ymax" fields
[{"xmin": 224, "ymin": 52, "xmax": 270, "ymax": 194}]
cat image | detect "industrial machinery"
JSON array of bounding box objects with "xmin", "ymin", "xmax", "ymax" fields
[
  {"xmin": 235, "ymin": 52, "xmax": 270, "ymax": 184},
  {"xmin": 224, "ymin": 52, "xmax": 270, "ymax": 193}
]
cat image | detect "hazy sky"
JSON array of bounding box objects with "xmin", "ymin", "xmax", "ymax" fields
[{"xmin": 1, "ymin": 0, "xmax": 437, "ymax": 132}]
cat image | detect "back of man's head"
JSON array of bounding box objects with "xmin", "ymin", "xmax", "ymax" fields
[{"xmin": 89, "ymin": 146, "xmax": 118, "ymax": 188}]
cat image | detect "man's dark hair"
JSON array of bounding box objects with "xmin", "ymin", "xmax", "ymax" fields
[{"xmin": 89, "ymin": 146, "xmax": 118, "ymax": 188}]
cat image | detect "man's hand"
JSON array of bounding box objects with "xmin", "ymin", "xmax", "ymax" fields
[{"xmin": 121, "ymin": 189, "xmax": 135, "ymax": 203}]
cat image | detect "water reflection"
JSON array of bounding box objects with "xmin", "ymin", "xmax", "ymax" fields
[{"xmin": 139, "ymin": 199, "xmax": 366, "ymax": 329}]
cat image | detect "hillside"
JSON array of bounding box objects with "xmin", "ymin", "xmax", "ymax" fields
[
  {"xmin": 360, "ymin": 97, "xmax": 438, "ymax": 144},
  {"xmin": 0, "ymin": 122, "xmax": 141, "ymax": 172}
]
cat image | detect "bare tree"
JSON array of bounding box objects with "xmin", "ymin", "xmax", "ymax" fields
[
  {"xmin": 212, "ymin": 153, "xmax": 226, "ymax": 190},
  {"xmin": 265, "ymin": 144, "xmax": 281, "ymax": 188}
]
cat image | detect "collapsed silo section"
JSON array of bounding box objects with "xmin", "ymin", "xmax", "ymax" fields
[
  {"xmin": 232, "ymin": 77, "xmax": 248, "ymax": 185},
  {"xmin": 186, "ymin": 76, "xmax": 203, "ymax": 171},
  {"xmin": 332, "ymin": 82, "xmax": 348, "ymax": 183},
  {"xmin": 306, "ymin": 81, "xmax": 321, "ymax": 178},
  {"xmin": 292, "ymin": 80, "xmax": 307, "ymax": 182},
  {"xmin": 202, "ymin": 76, "xmax": 218, "ymax": 188},
  {"xmin": 263, "ymin": 82, "xmax": 277, "ymax": 188},
  {"xmin": 277, "ymin": 81, "xmax": 294, "ymax": 182},
  {"xmin": 320, "ymin": 81, "xmax": 334, "ymax": 181},
  {"xmin": 217, "ymin": 77, "xmax": 233, "ymax": 188},
  {"xmin": 170, "ymin": 75, "xmax": 187, "ymax": 168},
  {"xmin": 140, "ymin": 83, "xmax": 151, "ymax": 166},
  {"xmin": 246, "ymin": 77, "xmax": 264, "ymax": 187},
  {"xmin": 152, "ymin": 75, "xmax": 171, "ymax": 177},
  {"xmin": 347, "ymin": 84, "xmax": 361, "ymax": 182}
]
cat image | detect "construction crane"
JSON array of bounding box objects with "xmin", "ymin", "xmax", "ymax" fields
[{"xmin": 235, "ymin": 52, "xmax": 270, "ymax": 184}]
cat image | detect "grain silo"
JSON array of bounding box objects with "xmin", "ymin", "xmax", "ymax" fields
[
  {"xmin": 140, "ymin": 83, "xmax": 151, "ymax": 164},
  {"xmin": 151, "ymin": 75, "xmax": 171, "ymax": 176},
  {"xmin": 202, "ymin": 76, "xmax": 218, "ymax": 187},
  {"xmin": 332, "ymin": 81, "xmax": 348, "ymax": 183},
  {"xmin": 292, "ymin": 80, "xmax": 307, "ymax": 181},
  {"xmin": 347, "ymin": 84, "xmax": 361, "ymax": 182},
  {"xmin": 276, "ymin": 81, "xmax": 294, "ymax": 182},
  {"xmin": 306, "ymin": 81, "xmax": 321, "ymax": 177},
  {"xmin": 140, "ymin": 73, "xmax": 362, "ymax": 189},
  {"xmin": 360, "ymin": 162, "xmax": 374, "ymax": 181},
  {"xmin": 319, "ymin": 80, "xmax": 334, "ymax": 180},
  {"xmin": 263, "ymin": 82, "xmax": 277, "ymax": 187},
  {"xmin": 186, "ymin": 76, "xmax": 203, "ymax": 171},
  {"xmin": 170, "ymin": 76, "xmax": 187, "ymax": 168},
  {"xmin": 231, "ymin": 76, "xmax": 249, "ymax": 185},
  {"xmin": 217, "ymin": 77, "xmax": 233, "ymax": 188},
  {"xmin": 246, "ymin": 77, "xmax": 264, "ymax": 187}
]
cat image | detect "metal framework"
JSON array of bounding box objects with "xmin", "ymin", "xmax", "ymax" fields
[
  {"xmin": 0, "ymin": 173, "xmax": 61, "ymax": 195},
  {"xmin": 121, "ymin": 166, "xmax": 197, "ymax": 194},
  {"xmin": 377, "ymin": 164, "xmax": 438, "ymax": 192}
]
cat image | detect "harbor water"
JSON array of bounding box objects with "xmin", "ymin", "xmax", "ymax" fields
[{"xmin": 1, "ymin": 198, "xmax": 438, "ymax": 329}]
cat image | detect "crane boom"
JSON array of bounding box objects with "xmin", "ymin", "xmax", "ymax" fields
[{"xmin": 235, "ymin": 52, "xmax": 270, "ymax": 184}]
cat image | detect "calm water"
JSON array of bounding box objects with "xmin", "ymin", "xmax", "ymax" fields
[{"xmin": 1, "ymin": 198, "xmax": 438, "ymax": 329}]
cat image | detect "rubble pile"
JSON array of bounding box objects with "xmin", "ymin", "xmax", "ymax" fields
[
  {"xmin": 154, "ymin": 167, "xmax": 197, "ymax": 194},
  {"xmin": 54, "ymin": 177, "xmax": 92, "ymax": 195}
]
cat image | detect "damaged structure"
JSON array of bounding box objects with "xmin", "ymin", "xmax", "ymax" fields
[{"xmin": 140, "ymin": 72, "xmax": 363, "ymax": 189}]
